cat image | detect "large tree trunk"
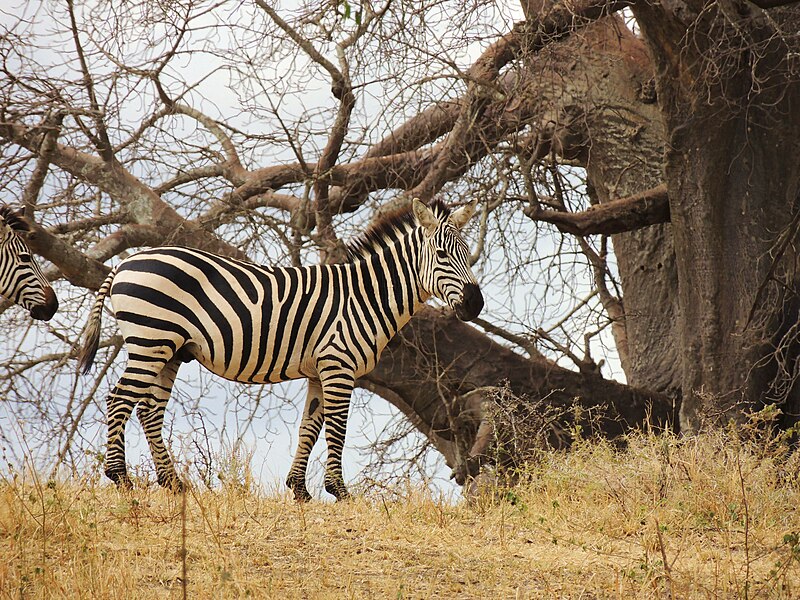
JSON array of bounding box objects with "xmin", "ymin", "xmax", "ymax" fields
[
  {"xmin": 633, "ymin": 1, "xmax": 800, "ymax": 430},
  {"xmin": 520, "ymin": 14, "xmax": 682, "ymax": 398},
  {"xmin": 574, "ymin": 24, "xmax": 680, "ymax": 397}
]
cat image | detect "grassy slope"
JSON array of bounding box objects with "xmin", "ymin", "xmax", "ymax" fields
[{"xmin": 1, "ymin": 431, "xmax": 799, "ymax": 599}]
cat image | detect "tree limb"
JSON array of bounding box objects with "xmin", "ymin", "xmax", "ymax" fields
[
  {"xmin": 168, "ymin": 103, "xmax": 247, "ymax": 185},
  {"xmin": 411, "ymin": 0, "xmax": 632, "ymax": 201},
  {"xmin": 24, "ymin": 225, "xmax": 110, "ymax": 289},
  {"xmin": 66, "ymin": 0, "xmax": 113, "ymax": 162},
  {"xmin": 21, "ymin": 113, "xmax": 63, "ymax": 216},
  {"xmin": 523, "ymin": 184, "xmax": 670, "ymax": 235},
  {"xmin": 0, "ymin": 118, "xmax": 247, "ymax": 260},
  {"xmin": 362, "ymin": 306, "xmax": 678, "ymax": 472}
]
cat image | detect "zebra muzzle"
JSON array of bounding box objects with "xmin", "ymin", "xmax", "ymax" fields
[
  {"xmin": 455, "ymin": 282, "xmax": 483, "ymax": 321},
  {"xmin": 29, "ymin": 286, "xmax": 58, "ymax": 321}
]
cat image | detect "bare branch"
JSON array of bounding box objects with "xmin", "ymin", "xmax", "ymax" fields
[
  {"xmin": 0, "ymin": 116, "xmax": 247, "ymax": 260},
  {"xmin": 169, "ymin": 102, "xmax": 247, "ymax": 185},
  {"xmin": 254, "ymin": 0, "xmax": 344, "ymax": 87},
  {"xmin": 411, "ymin": 0, "xmax": 632, "ymax": 201},
  {"xmin": 523, "ymin": 184, "xmax": 670, "ymax": 235},
  {"xmin": 66, "ymin": 0, "xmax": 113, "ymax": 161},
  {"xmin": 472, "ymin": 315, "xmax": 546, "ymax": 361},
  {"xmin": 199, "ymin": 191, "xmax": 302, "ymax": 231},
  {"xmin": 25, "ymin": 224, "xmax": 110, "ymax": 289},
  {"xmin": 20, "ymin": 114, "xmax": 62, "ymax": 217},
  {"xmin": 155, "ymin": 165, "xmax": 226, "ymax": 195}
]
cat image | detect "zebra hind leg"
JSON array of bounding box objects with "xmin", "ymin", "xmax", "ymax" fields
[
  {"xmin": 286, "ymin": 379, "xmax": 324, "ymax": 502},
  {"xmin": 136, "ymin": 356, "xmax": 183, "ymax": 492},
  {"xmin": 137, "ymin": 402, "xmax": 183, "ymax": 491},
  {"xmin": 104, "ymin": 378, "xmax": 140, "ymax": 489}
]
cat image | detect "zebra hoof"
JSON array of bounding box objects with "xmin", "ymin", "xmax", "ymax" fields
[
  {"xmin": 106, "ymin": 468, "xmax": 133, "ymax": 489},
  {"xmin": 286, "ymin": 475, "xmax": 312, "ymax": 502},
  {"xmin": 292, "ymin": 488, "xmax": 313, "ymax": 503},
  {"xmin": 324, "ymin": 478, "xmax": 351, "ymax": 501},
  {"xmin": 157, "ymin": 472, "xmax": 185, "ymax": 493}
]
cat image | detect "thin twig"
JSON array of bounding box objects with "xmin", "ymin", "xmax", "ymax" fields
[
  {"xmin": 737, "ymin": 453, "xmax": 751, "ymax": 600},
  {"xmin": 655, "ymin": 518, "xmax": 676, "ymax": 600}
]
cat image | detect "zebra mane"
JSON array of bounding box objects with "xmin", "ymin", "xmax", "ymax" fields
[
  {"xmin": 0, "ymin": 205, "xmax": 30, "ymax": 233},
  {"xmin": 345, "ymin": 198, "xmax": 451, "ymax": 261}
]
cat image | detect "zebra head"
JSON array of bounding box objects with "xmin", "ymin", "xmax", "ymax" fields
[
  {"xmin": 0, "ymin": 206, "xmax": 58, "ymax": 321},
  {"xmin": 413, "ymin": 198, "xmax": 484, "ymax": 321}
]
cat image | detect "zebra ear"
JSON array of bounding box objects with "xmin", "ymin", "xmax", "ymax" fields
[
  {"xmin": 450, "ymin": 199, "xmax": 477, "ymax": 230},
  {"xmin": 0, "ymin": 214, "xmax": 11, "ymax": 240},
  {"xmin": 0, "ymin": 206, "xmax": 28, "ymax": 237},
  {"xmin": 412, "ymin": 198, "xmax": 438, "ymax": 235}
]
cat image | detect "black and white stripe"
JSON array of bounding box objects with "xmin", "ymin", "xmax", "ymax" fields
[
  {"xmin": 79, "ymin": 198, "xmax": 483, "ymax": 500},
  {"xmin": 0, "ymin": 205, "xmax": 58, "ymax": 321}
]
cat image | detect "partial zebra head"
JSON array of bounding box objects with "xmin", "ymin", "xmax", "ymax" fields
[
  {"xmin": 413, "ymin": 198, "xmax": 484, "ymax": 321},
  {"xmin": 0, "ymin": 206, "xmax": 58, "ymax": 321}
]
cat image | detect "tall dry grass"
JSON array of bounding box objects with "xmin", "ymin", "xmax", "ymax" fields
[{"xmin": 1, "ymin": 428, "xmax": 799, "ymax": 599}]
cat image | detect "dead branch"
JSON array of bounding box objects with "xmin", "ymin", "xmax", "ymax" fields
[{"xmin": 523, "ymin": 184, "xmax": 670, "ymax": 235}]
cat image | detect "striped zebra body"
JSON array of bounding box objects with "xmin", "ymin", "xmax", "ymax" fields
[
  {"xmin": 79, "ymin": 199, "xmax": 483, "ymax": 500},
  {"xmin": 0, "ymin": 205, "xmax": 58, "ymax": 321}
]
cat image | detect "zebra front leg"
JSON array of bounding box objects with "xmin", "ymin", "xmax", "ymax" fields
[
  {"xmin": 321, "ymin": 371, "xmax": 355, "ymax": 501},
  {"xmin": 286, "ymin": 379, "xmax": 324, "ymax": 502}
]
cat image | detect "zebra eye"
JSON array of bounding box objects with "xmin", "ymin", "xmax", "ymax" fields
[
  {"xmin": 435, "ymin": 249, "xmax": 448, "ymax": 260},
  {"xmin": 19, "ymin": 253, "xmax": 32, "ymax": 263}
]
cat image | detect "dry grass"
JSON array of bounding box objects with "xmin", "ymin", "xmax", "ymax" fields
[{"xmin": 1, "ymin": 429, "xmax": 799, "ymax": 599}]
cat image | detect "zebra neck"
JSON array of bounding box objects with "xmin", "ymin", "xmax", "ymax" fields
[{"xmin": 356, "ymin": 232, "xmax": 427, "ymax": 336}]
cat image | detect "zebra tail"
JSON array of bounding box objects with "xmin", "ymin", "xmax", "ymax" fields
[{"xmin": 78, "ymin": 266, "xmax": 117, "ymax": 374}]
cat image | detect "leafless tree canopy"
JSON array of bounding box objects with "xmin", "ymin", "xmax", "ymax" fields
[{"xmin": 1, "ymin": 0, "xmax": 799, "ymax": 491}]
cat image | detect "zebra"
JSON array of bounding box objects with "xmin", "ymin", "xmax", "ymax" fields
[
  {"xmin": 79, "ymin": 198, "xmax": 483, "ymax": 500},
  {"xmin": 0, "ymin": 205, "xmax": 58, "ymax": 321}
]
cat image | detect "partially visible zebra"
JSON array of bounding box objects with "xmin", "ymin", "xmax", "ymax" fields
[
  {"xmin": 79, "ymin": 198, "xmax": 483, "ymax": 500},
  {"xmin": 0, "ymin": 205, "xmax": 58, "ymax": 321}
]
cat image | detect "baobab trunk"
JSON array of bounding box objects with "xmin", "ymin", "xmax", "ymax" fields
[
  {"xmin": 519, "ymin": 15, "xmax": 682, "ymax": 398},
  {"xmin": 634, "ymin": 1, "xmax": 800, "ymax": 430}
]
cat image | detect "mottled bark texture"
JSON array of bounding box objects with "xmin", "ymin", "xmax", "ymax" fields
[
  {"xmin": 633, "ymin": 0, "xmax": 800, "ymax": 431},
  {"xmin": 517, "ymin": 9, "xmax": 682, "ymax": 399}
]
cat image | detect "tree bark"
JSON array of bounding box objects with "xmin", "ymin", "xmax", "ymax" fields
[
  {"xmin": 526, "ymin": 185, "xmax": 669, "ymax": 236},
  {"xmin": 517, "ymin": 13, "xmax": 682, "ymax": 398},
  {"xmin": 361, "ymin": 307, "xmax": 678, "ymax": 478},
  {"xmin": 633, "ymin": 0, "xmax": 800, "ymax": 430}
]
